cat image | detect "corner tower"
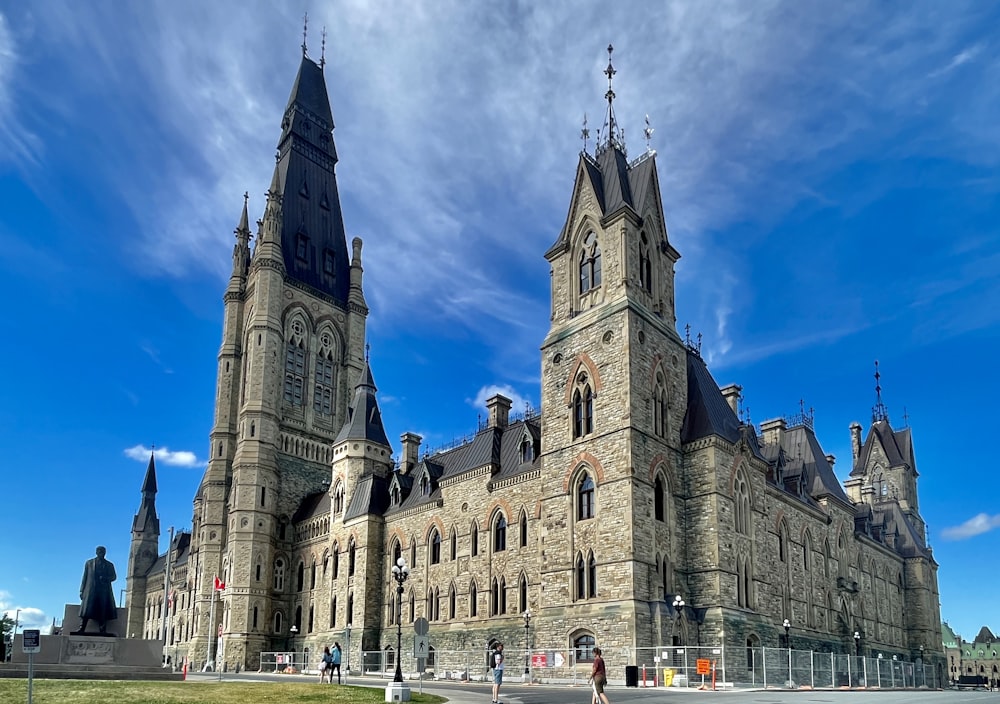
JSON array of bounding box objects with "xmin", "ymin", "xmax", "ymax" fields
[
  {"xmin": 126, "ymin": 453, "xmax": 160, "ymax": 638},
  {"xmin": 187, "ymin": 46, "xmax": 368, "ymax": 669},
  {"xmin": 539, "ymin": 45, "xmax": 688, "ymax": 647}
]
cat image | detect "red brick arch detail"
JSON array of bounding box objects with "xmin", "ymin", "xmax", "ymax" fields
[
  {"xmin": 563, "ymin": 353, "xmax": 603, "ymax": 406},
  {"xmin": 648, "ymin": 354, "xmax": 667, "ymax": 387},
  {"xmin": 485, "ymin": 498, "xmax": 516, "ymax": 527},
  {"xmin": 425, "ymin": 517, "xmax": 446, "ymax": 543},
  {"xmin": 561, "ymin": 451, "xmax": 606, "ymax": 493},
  {"xmin": 386, "ymin": 529, "xmax": 406, "ymax": 554}
]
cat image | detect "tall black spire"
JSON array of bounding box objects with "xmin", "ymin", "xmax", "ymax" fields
[
  {"xmin": 271, "ymin": 50, "xmax": 351, "ymax": 303},
  {"xmin": 132, "ymin": 452, "xmax": 160, "ymax": 533}
]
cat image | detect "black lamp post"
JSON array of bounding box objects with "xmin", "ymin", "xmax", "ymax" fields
[
  {"xmin": 672, "ymin": 595, "xmax": 685, "ymax": 643},
  {"xmin": 345, "ymin": 623, "xmax": 351, "ymax": 674},
  {"xmin": 783, "ymin": 618, "xmax": 791, "ymax": 686},
  {"xmin": 522, "ymin": 609, "xmax": 532, "ymax": 680},
  {"xmin": 391, "ymin": 556, "xmax": 410, "ymax": 683},
  {"xmin": 854, "ymin": 630, "xmax": 861, "ymax": 657}
]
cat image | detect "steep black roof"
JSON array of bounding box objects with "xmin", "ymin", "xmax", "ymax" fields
[
  {"xmin": 345, "ymin": 473, "xmax": 390, "ymax": 520},
  {"xmin": 292, "ymin": 491, "xmax": 331, "ymax": 523},
  {"xmin": 681, "ymin": 350, "xmax": 744, "ymax": 446},
  {"xmin": 335, "ymin": 363, "xmax": 390, "ymax": 447},
  {"xmin": 851, "ymin": 419, "xmax": 916, "ymax": 477},
  {"xmin": 273, "ymin": 55, "xmax": 351, "ymax": 303}
]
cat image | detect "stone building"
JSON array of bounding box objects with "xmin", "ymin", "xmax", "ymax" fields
[
  {"xmin": 124, "ymin": 45, "xmax": 944, "ymax": 681},
  {"xmin": 946, "ymin": 624, "xmax": 1000, "ymax": 685}
]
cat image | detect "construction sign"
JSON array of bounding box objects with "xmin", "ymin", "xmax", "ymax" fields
[{"xmin": 696, "ymin": 658, "xmax": 711, "ymax": 675}]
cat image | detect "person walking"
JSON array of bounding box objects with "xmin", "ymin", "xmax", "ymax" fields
[
  {"xmin": 491, "ymin": 642, "xmax": 505, "ymax": 704},
  {"xmin": 331, "ymin": 642, "xmax": 343, "ymax": 684},
  {"xmin": 589, "ymin": 646, "xmax": 610, "ymax": 704},
  {"xmin": 319, "ymin": 646, "xmax": 333, "ymax": 683}
]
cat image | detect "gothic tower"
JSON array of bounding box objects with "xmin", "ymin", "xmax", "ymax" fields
[
  {"xmin": 126, "ymin": 453, "xmax": 160, "ymax": 638},
  {"xmin": 187, "ymin": 48, "xmax": 368, "ymax": 668},
  {"xmin": 538, "ymin": 45, "xmax": 687, "ymax": 647}
]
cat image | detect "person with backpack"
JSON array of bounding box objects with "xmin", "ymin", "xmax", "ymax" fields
[
  {"xmin": 331, "ymin": 642, "xmax": 343, "ymax": 684},
  {"xmin": 491, "ymin": 642, "xmax": 505, "ymax": 704}
]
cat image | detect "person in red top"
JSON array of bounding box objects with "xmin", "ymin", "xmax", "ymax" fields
[{"xmin": 589, "ymin": 646, "xmax": 610, "ymax": 704}]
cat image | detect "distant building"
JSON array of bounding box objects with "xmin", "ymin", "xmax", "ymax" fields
[
  {"xmin": 124, "ymin": 43, "xmax": 944, "ymax": 681},
  {"xmin": 946, "ymin": 624, "xmax": 1000, "ymax": 685}
]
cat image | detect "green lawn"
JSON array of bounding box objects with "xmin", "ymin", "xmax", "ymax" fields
[{"xmin": 0, "ymin": 680, "xmax": 448, "ymax": 704}]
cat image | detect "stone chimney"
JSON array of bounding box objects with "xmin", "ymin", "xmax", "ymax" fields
[
  {"xmin": 720, "ymin": 384, "xmax": 742, "ymax": 414},
  {"xmin": 760, "ymin": 418, "xmax": 787, "ymax": 447},
  {"xmin": 486, "ymin": 394, "xmax": 512, "ymax": 429},
  {"xmin": 825, "ymin": 454, "xmax": 836, "ymax": 469},
  {"xmin": 850, "ymin": 422, "xmax": 863, "ymax": 461},
  {"xmin": 399, "ymin": 432, "xmax": 422, "ymax": 475}
]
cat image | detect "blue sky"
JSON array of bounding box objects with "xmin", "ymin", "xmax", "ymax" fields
[{"xmin": 1, "ymin": 1, "xmax": 998, "ymax": 643}]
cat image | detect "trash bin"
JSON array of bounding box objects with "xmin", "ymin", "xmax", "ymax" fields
[{"xmin": 625, "ymin": 665, "xmax": 639, "ymax": 687}]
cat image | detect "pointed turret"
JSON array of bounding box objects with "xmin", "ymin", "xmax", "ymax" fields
[
  {"xmin": 335, "ymin": 362, "xmax": 390, "ymax": 446},
  {"xmin": 132, "ymin": 452, "xmax": 160, "ymax": 533},
  {"xmin": 230, "ymin": 192, "xmax": 252, "ymax": 285}
]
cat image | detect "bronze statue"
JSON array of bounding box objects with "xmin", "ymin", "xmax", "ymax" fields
[{"xmin": 78, "ymin": 546, "xmax": 117, "ymax": 635}]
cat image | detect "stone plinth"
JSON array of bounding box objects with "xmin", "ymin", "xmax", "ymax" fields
[
  {"xmin": 385, "ymin": 681, "xmax": 412, "ymax": 702},
  {"xmin": 5, "ymin": 632, "xmax": 179, "ymax": 681},
  {"xmin": 62, "ymin": 605, "xmax": 128, "ymax": 637}
]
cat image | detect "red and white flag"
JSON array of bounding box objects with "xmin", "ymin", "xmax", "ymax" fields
[{"xmin": 214, "ymin": 576, "xmax": 225, "ymax": 591}]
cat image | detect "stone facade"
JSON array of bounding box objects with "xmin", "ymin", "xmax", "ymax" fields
[{"xmin": 124, "ymin": 49, "xmax": 945, "ymax": 682}]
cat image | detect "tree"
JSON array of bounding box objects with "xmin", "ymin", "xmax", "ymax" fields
[{"xmin": 1, "ymin": 612, "xmax": 13, "ymax": 661}]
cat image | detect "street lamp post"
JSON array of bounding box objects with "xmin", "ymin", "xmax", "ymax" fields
[
  {"xmin": 919, "ymin": 644, "xmax": 925, "ymax": 687},
  {"xmin": 672, "ymin": 595, "xmax": 685, "ymax": 641},
  {"xmin": 288, "ymin": 624, "xmax": 298, "ymax": 668},
  {"xmin": 386, "ymin": 556, "xmax": 411, "ymax": 701},
  {"xmin": 854, "ymin": 631, "xmax": 861, "ymax": 657},
  {"xmin": 783, "ymin": 618, "xmax": 791, "ymax": 687},
  {"xmin": 522, "ymin": 609, "xmax": 532, "ymax": 682},
  {"xmin": 345, "ymin": 624, "xmax": 351, "ymax": 676}
]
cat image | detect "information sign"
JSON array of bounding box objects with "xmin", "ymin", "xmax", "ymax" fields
[
  {"xmin": 22, "ymin": 629, "xmax": 41, "ymax": 654},
  {"xmin": 696, "ymin": 658, "xmax": 711, "ymax": 675}
]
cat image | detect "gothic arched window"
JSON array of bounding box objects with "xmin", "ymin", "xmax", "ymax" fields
[
  {"xmin": 654, "ymin": 476, "xmax": 666, "ymax": 522},
  {"xmin": 734, "ymin": 469, "xmax": 751, "ymax": 535},
  {"xmin": 572, "ymin": 372, "xmax": 595, "ymax": 439},
  {"xmin": 430, "ymin": 529, "xmax": 441, "ymax": 564},
  {"xmin": 494, "ymin": 514, "xmax": 507, "ymax": 552},
  {"xmin": 578, "ymin": 473, "xmax": 595, "ymax": 520},
  {"xmin": 639, "ymin": 232, "xmax": 652, "ymax": 293},
  {"xmin": 348, "ymin": 537, "xmax": 356, "ymax": 575},
  {"xmin": 284, "ymin": 335, "xmax": 306, "ymax": 406},
  {"xmin": 579, "ymin": 231, "xmax": 602, "ymax": 294},
  {"xmin": 273, "ymin": 558, "xmax": 285, "ymax": 591},
  {"xmin": 313, "ymin": 348, "xmax": 335, "ymax": 416},
  {"xmin": 653, "ymin": 371, "xmax": 668, "ymax": 438}
]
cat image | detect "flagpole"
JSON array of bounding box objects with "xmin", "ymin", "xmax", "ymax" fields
[
  {"xmin": 161, "ymin": 526, "xmax": 174, "ymax": 654},
  {"xmin": 206, "ymin": 584, "xmax": 216, "ymax": 670}
]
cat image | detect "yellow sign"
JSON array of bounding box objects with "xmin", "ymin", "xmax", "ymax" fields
[
  {"xmin": 696, "ymin": 658, "xmax": 711, "ymax": 675},
  {"xmin": 663, "ymin": 668, "xmax": 675, "ymax": 687}
]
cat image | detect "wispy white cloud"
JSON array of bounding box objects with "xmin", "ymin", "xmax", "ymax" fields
[
  {"xmin": 124, "ymin": 444, "xmax": 202, "ymax": 468},
  {"xmin": 928, "ymin": 42, "xmax": 984, "ymax": 78},
  {"xmin": 0, "ymin": 11, "xmax": 42, "ymax": 168},
  {"xmin": 941, "ymin": 513, "xmax": 1000, "ymax": 541},
  {"xmin": 468, "ymin": 384, "xmax": 535, "ymax": 417},
  {"xmin": 0, "ymin": 592, "xmax": 50, "ymax": 633}
]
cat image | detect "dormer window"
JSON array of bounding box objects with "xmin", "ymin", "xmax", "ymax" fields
[
  {"xmin": 296, "ymin": 232, "xmax": 309, "ymax": 261},
  {"xmin": 520, "ymin": 436, "xmax": 533, "ymax": 463},
  {"xmin": 579, "ymin": 231, "xmax": 602, "ymax": 294},
  {"xmin": 323, "ymin": 249, "xmax": 335, "ymax": 276},
  {"xmin": 421, "ymin": 475, "xmax": 430, "ymax": 496},
  {"xmin": 391, "ymin": 485, "xmax": 401, "ymax": 506}
]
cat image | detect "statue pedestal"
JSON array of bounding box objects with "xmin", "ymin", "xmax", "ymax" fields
[
  {"xmin": 385, "ymin": 680, "xmax": 412, "ymax": 702},
  {"xmin": 0, "ymin": 605, "xmax": 180, "ymax": 681},
  {"xmin": 62, "ymin": 605, "xmax": 128, "ymax": 637}
]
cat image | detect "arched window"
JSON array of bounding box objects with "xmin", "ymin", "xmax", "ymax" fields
[
  {"xmin": 519, "ymin": 575, "xmax": 528, "ymax": 613},
  {"xmin": 450, "ymin": 529, "xmax": 457, "ymax": 560},
  {"xmin": 574, "ymin": 633, "xmax": 596, "ymax": 662},
  {"xmin": 347, "ymin": 592, "xmax": 354, "ymax": 624},
  {"xmin": 252, "ymin": 606, "xmax": 258, "ymax": 630},
  {"xmin": 430, "ymin": 530, "xmax": 441, "ymax": 564},
  {"xmin": 333, "ymin": 485, "xmax": 345, "ymax": 514},
  {"xmin": 313, "ymin": 347, "xmax": 335, "ymax": 416},
  {"xmin": 734, "ymin": 469, "xmax": 751, "ymax": 535},
  {"xmin": 494, "ymin": 514, "xmax": 507, "ymax": 552},
  {"xmin": 449, "ymin": 585, "xmax": 457, "ymax": 620},
  {"xmin": 520, "ymin": 510, "xmax": 529, "ymax": 547},
  {"xmin": 654, "ymin": 476, "xmax": 666, "ymax": 522},
  {"xmin": 296, "ymin": 561, "xmax": 305, "ymax": 592},
  {"xmin": 492, "ymin": 577, "xmax": 506, "ymax": 615},
  {"xmin": 410, "ymin": 538, "xmax": 417, "ymax": 566},
  {"xmin": 572, "ymin": 373, "xmax": 595, "ymax": 439},
  {"xmin": 588, "ymin": 551, "xmax": 598, "ymax": 597},
  {"xmin": 308, "ymin": 605, "xmax": 314, "ymax": 633},
  {"xmin": 310, "ymin": 560, "xmax": 317, "ymax": 589},
  {"xmin": 579, "ymin": 231, "xmax": 602, "ymax": 293},
  {"xmin": 294, "ymin": 605, "xmax": 302, "ymax": 630},
  {"xmin": 653, "ymin": 371, "xmax": 668, "ymax": 438},
  {"xmin": 284, "ymin": 337, "xmax": 306, "ymax": 406},
  {"xmin": 408, "ymin": 591, "xmax": 415, "ymax": 622},
  {"xmin": 332, "ymin": 545, "xmax": 340, "ymax": 579},
  {"xmin": 255, "ymin": 557, "xmax": 262, "ymax": 582},
  {"xmin": 330, "ymin": 597, "xmax": 337, "ymax": 628},
  {"xmin": 778, "ymin": 523, "xmax": 788, "ymax": 562},
  {"xmin": 426, "ymin": 588, "xmax": 435, "ymax": 620},
  {"xmin": 638, "ymin": 232, "xmax": 652, "ymax": 293},
  {"xmin": 470, "ymin": 582, "xmax": 478, "ymax": 617},
  {"xmin": 576, "ymin": 552, "xmax": 586, "ymax": 600},
  {"xmin": 273, "ymin": 611, "xmax": 283, "ymax": 634},
  {"xmin": 578, "ymin": 473, "xmax": 595, "ymax": 520},
  {"xmin": 520, "ymin": 436, "xmax": 533, "ymax": 463},
  {"xmin": 471, "ymin": 522, "xmax": 480, "ymax": 556},
  {"xmin": 348, "ymin": 538, "xmax": 356, "ymax": 575},
  {"xmin": 273, "ymin": 559, "xmax": 285, "ymax": 591}
]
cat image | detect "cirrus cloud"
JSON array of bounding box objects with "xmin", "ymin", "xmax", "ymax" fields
[{"xmin": 124, "ymin": 444, "xmax": 202, "ymax": 468}]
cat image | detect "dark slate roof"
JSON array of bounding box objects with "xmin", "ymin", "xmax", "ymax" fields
[
  {"xmin": 293, "ymin": 491, "xmax": 331, "ymax": 523},
  {"xmin": 141, "ymin": 454, "xmax": 157, "ymax": 493},
  {"xmin": 345, "ymin": 473, "xmax": 390, "ymax": 521},
  {"xmin": 384, "ymin": 417, "xmax": 542, "ymax": 516},
  {"xmin": 871, "ymin": 501, "xmax": 931, "ymax": 558},
  {"xmin": 596, "ymin": 146, "xmax": 634, "ymax": 216},
  {"xmin": 975, "ymin": 626, "xmax": 996, "ymax": 644},
  {"xmin": 144, "ymin": 531, "xmax": 192, "ymax": 578},
  {"xmin": 759, "ymin": 423, "xmax": 851, "ymax": 506},
  {"xmin": 851, "ymin": 419, "xmax": 915, "ymax": 477},
  {"xmin": 335, "ymin": 363, "xmax": 391, "ymax": 447},
  {"xmin": 274, "ymin": 55, "xmax": 351, "ymax": 303},
  {"xmin": 680, "ymin": 350, "xmax": 744, "ymax": 446}
]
